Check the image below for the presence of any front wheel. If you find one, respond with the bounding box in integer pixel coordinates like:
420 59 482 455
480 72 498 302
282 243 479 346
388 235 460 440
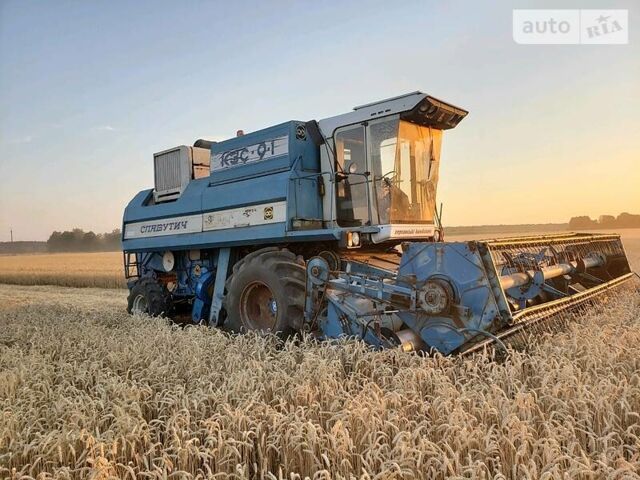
127 278 169 316
224 248 305 336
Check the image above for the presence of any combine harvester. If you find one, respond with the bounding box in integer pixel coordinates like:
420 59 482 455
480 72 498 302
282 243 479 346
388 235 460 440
122 92 634 354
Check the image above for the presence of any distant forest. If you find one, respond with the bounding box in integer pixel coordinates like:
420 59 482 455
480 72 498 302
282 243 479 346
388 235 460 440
0 229 121 255
46 229 121 252
568 212 640 229
445 212 640 235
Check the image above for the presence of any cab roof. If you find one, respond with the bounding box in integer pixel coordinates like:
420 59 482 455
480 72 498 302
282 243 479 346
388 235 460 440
317 91 467 137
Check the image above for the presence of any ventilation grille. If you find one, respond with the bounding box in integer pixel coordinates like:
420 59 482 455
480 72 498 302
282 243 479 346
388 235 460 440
154 148 182 192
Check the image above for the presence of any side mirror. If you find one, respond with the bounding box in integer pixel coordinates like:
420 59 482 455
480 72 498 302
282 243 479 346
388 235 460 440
305 120 325 146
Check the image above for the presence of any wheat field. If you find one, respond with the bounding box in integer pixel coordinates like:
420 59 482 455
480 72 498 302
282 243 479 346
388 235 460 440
0 282 639 479
0 252 125 289
0 232 639 478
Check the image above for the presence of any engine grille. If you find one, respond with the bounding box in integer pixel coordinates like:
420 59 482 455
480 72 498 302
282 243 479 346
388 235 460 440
154 148 182 193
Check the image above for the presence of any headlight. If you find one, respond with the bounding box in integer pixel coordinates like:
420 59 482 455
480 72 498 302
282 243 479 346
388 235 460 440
351 232 360 246
346 231 361 248
162 251 175 272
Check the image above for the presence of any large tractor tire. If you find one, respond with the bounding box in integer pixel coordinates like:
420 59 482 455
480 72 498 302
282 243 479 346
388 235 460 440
224 248 305 336
127 278 170 317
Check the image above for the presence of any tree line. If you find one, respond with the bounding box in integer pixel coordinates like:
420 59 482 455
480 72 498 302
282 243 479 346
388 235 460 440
569 212 640 229
4 211 637 256
47 229 121 252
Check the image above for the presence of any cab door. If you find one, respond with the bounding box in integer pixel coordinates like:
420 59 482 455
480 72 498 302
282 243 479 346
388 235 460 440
333 124 370 227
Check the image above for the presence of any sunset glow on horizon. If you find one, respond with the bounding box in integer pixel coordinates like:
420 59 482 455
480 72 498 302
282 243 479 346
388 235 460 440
1 0 638 241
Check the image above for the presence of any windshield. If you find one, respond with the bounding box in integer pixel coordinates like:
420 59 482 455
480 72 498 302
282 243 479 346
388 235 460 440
369 118 442 224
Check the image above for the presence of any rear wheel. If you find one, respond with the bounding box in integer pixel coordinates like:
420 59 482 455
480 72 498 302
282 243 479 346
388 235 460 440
127 278 169 316
224 248 305 336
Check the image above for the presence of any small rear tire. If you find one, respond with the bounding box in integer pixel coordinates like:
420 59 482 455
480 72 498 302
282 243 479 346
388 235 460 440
127 278 169 317
224 248 305 336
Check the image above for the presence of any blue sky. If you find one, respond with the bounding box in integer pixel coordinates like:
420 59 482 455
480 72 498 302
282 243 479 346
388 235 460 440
1 0 638 240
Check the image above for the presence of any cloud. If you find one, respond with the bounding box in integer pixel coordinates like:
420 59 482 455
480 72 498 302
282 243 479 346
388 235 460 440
93 125 116 132
6 135 33 144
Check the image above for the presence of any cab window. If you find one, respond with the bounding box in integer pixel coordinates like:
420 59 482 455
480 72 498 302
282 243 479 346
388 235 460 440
334 125 368 227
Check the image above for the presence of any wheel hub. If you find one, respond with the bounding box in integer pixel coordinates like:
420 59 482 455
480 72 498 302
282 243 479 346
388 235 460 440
132 294 148 314
240 281 278 331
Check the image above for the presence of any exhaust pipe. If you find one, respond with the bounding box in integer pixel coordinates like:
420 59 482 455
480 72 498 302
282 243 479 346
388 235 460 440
194 139 216 149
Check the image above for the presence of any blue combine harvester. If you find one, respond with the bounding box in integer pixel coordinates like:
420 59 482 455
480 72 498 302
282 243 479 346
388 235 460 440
122 92 633 354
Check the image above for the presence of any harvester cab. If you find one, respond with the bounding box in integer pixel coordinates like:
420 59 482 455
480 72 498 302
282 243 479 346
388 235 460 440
122 92 634 355
314 92 466 244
